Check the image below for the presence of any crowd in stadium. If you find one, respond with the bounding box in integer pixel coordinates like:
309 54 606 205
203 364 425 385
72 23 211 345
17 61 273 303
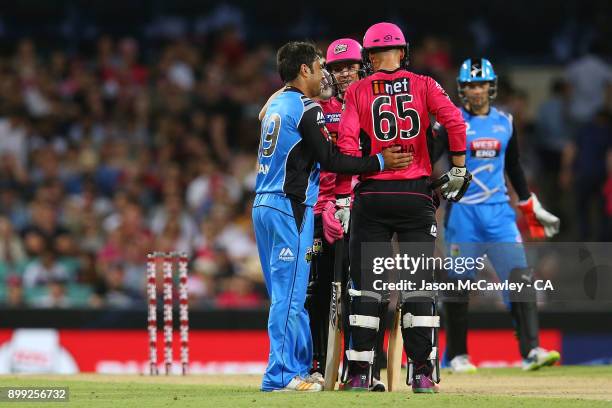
0 23 610 309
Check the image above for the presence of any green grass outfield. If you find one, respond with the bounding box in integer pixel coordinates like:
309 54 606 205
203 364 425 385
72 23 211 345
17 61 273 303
1 366 611 407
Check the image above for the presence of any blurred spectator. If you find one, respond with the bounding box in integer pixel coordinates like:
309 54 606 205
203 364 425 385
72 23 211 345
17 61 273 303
98 201 152 293
212 246 236 281
151 193 197 254
535 78 572 170
0 216 27 273
604 151 612 239
534 78 572 210
561 110 612 240
5 275 25 308
189 256 217 308
215 199 256 262
422 36 453 76
0 109 28 172
216 275 263 308
564 40 612 125
0 188 29 231
22 246 72 288
22 202 68 246
90 262 139 308
31 277 71 308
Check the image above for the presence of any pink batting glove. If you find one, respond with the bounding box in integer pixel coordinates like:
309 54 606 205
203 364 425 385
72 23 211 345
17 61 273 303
322 201 344 244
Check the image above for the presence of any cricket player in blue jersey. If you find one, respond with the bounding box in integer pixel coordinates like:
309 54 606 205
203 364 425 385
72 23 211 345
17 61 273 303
433 58 561 373
253 41 412 392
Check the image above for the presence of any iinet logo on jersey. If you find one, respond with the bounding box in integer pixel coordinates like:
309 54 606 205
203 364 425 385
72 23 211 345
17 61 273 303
279 248 295 262
371 78 410 95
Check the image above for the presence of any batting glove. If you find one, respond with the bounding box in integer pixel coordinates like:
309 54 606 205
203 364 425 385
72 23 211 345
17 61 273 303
438 166 472 202
322 201 344 244
334 196 351 234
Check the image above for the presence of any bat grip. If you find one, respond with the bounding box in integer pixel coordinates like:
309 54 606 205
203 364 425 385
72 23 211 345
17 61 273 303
333 238 344 283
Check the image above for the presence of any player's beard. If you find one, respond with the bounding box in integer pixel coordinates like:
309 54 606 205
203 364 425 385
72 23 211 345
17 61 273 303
467 94 487 112
311 78 322 98
337 79 350 94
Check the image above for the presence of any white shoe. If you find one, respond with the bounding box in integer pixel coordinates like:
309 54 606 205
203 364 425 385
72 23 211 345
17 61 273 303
304 372 325 386
522 347 560 371
449 354 477 373
274 376 323 392
370 377 386 392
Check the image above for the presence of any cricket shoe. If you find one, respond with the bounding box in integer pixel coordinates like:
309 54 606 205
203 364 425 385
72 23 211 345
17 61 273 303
369 377 386 392
342 373 370 392
522 347 561 371
411 363 440 394
412 373 440 394
274 376 322 392
449 354 477 373
304 372 325 386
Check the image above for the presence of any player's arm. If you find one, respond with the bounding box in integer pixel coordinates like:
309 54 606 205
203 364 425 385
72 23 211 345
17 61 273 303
331 84 372 233
504 126 531 201
334 83 362 198
428 121 449 165
425 77 466 163
426 78 470 201
299 104 411 174
507 124 560 238
258 87 285 121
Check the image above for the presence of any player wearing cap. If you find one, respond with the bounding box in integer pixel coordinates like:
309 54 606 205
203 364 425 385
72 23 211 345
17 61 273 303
305 38 387 391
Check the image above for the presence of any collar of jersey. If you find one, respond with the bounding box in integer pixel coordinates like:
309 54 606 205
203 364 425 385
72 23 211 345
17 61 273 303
464 106 491 117
284 86 304 94
376 68 402 74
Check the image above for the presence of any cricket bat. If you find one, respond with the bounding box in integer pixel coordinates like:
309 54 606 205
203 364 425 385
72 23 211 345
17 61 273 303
387 302 403 391
323 239 344 391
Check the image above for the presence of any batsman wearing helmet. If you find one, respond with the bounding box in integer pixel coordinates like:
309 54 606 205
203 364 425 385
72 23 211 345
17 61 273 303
438 58 561 373
305 38 388 391
306 39 364 385
334 22 470 393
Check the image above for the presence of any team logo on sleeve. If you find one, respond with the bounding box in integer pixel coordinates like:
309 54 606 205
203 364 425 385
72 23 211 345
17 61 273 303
320 125 333 142
470 138 501 158
316 111 326 125
433 80 450 99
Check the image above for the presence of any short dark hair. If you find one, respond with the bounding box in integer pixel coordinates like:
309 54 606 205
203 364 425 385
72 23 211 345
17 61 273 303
276 41 320 83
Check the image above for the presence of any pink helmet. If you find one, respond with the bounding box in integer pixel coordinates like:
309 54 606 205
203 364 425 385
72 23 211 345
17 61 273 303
326 38 362 66
362 22 409 70
362 22 406 50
